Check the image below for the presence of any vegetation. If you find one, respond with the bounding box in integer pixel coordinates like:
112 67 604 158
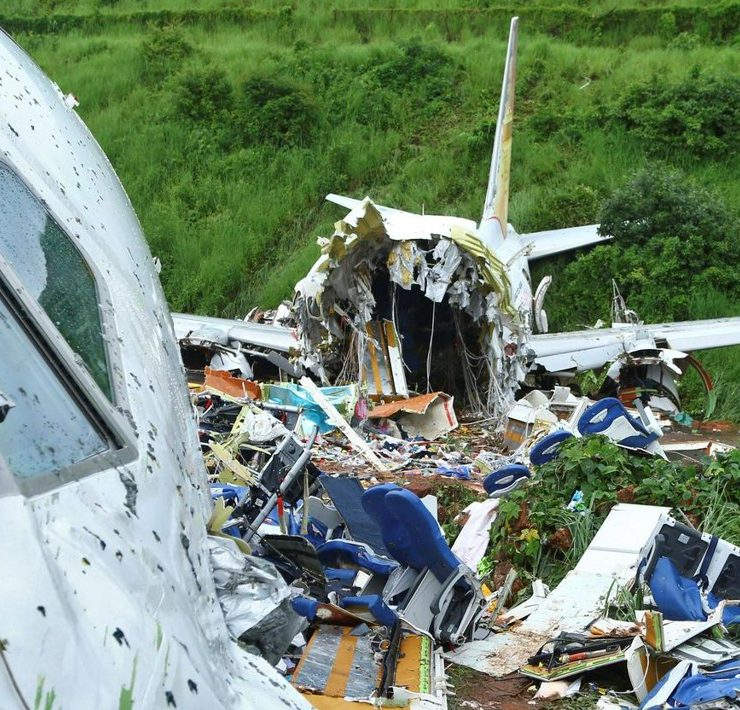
3 0 738 416
486 436 740 592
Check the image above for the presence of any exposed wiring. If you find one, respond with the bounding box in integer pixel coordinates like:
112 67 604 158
426 301 436 393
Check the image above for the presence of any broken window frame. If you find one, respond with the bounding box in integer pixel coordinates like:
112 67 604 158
0 246 136 498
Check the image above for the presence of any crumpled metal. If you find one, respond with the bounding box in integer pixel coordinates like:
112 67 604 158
208 536 297 640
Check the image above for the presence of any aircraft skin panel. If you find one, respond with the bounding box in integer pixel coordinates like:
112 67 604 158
480 16 519 243
0 28 311 710
522 224 612 260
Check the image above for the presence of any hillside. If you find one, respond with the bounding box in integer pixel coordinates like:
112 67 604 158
2 0 739 417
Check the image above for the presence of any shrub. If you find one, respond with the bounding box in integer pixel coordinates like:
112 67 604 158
173 66 234 124
541 166 740 327
235 75 319 147
486 436 740 588
614 74 740 160
141 24 193 83
372 39 456 102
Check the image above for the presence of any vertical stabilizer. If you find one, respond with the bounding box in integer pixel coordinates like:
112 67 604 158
481 17 518 240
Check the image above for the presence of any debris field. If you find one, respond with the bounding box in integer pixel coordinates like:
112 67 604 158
178 295 739 709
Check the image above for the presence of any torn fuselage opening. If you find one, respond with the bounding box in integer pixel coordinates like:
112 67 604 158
294 201 528 416
369 266 489 408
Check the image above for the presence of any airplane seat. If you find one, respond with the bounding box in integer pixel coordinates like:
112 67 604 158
529 430 573 466
578 397 659 450
483 464 531 498
362 485 486 644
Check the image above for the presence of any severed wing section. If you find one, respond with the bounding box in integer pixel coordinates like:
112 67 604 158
530 317 740 373
172 312 298 353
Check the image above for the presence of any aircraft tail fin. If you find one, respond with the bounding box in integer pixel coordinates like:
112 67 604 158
481 16 518 238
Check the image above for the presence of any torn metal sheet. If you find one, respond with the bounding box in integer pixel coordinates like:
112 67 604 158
670 636 740 665
498 580 550 625
204 366 261 400
292 198 530 418
263 380 358 435
445 504 669 677
299 377 389 472
369 392 459 441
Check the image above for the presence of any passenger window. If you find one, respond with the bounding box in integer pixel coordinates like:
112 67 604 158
0 163 113 399
0 290 108 486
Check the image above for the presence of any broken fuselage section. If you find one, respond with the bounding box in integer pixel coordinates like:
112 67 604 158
293 198 530 416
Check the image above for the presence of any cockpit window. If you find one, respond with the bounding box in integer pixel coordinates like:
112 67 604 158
0 163 113 399
0 289 108 486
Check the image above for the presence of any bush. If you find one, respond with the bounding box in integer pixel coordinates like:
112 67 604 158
486 436 740 588
141 24 193 83
614 74 740 160
235 75 319 147
542 166 740 327
173 66 234 124
372 39 457 102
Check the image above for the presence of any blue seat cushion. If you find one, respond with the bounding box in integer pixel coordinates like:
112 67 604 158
578 397 658 449
291 596 319 621
648 556 706 622
317 539 398 577
383 489 461 583
530 430 573 466
483 464 530 497
361 483 416 567
323 567 357 585
340 594 397 627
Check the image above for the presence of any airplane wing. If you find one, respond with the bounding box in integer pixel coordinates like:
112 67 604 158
521 224 612 260
172 312 298 353
531 317 740 372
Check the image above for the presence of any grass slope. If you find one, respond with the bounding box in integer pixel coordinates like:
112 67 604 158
4 1 739 418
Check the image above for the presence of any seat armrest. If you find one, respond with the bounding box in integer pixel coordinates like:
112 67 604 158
430 566 467 615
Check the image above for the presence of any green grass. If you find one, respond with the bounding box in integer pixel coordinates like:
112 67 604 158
3 1 738 416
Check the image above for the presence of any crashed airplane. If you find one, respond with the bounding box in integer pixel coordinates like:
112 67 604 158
0 27 310 709
177 16 740 418
2 11 737 709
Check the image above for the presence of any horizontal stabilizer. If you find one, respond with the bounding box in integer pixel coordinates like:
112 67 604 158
325 193 366 211
522 224 610 260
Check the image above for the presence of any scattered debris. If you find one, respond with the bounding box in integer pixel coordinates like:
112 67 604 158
176 309 736 709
